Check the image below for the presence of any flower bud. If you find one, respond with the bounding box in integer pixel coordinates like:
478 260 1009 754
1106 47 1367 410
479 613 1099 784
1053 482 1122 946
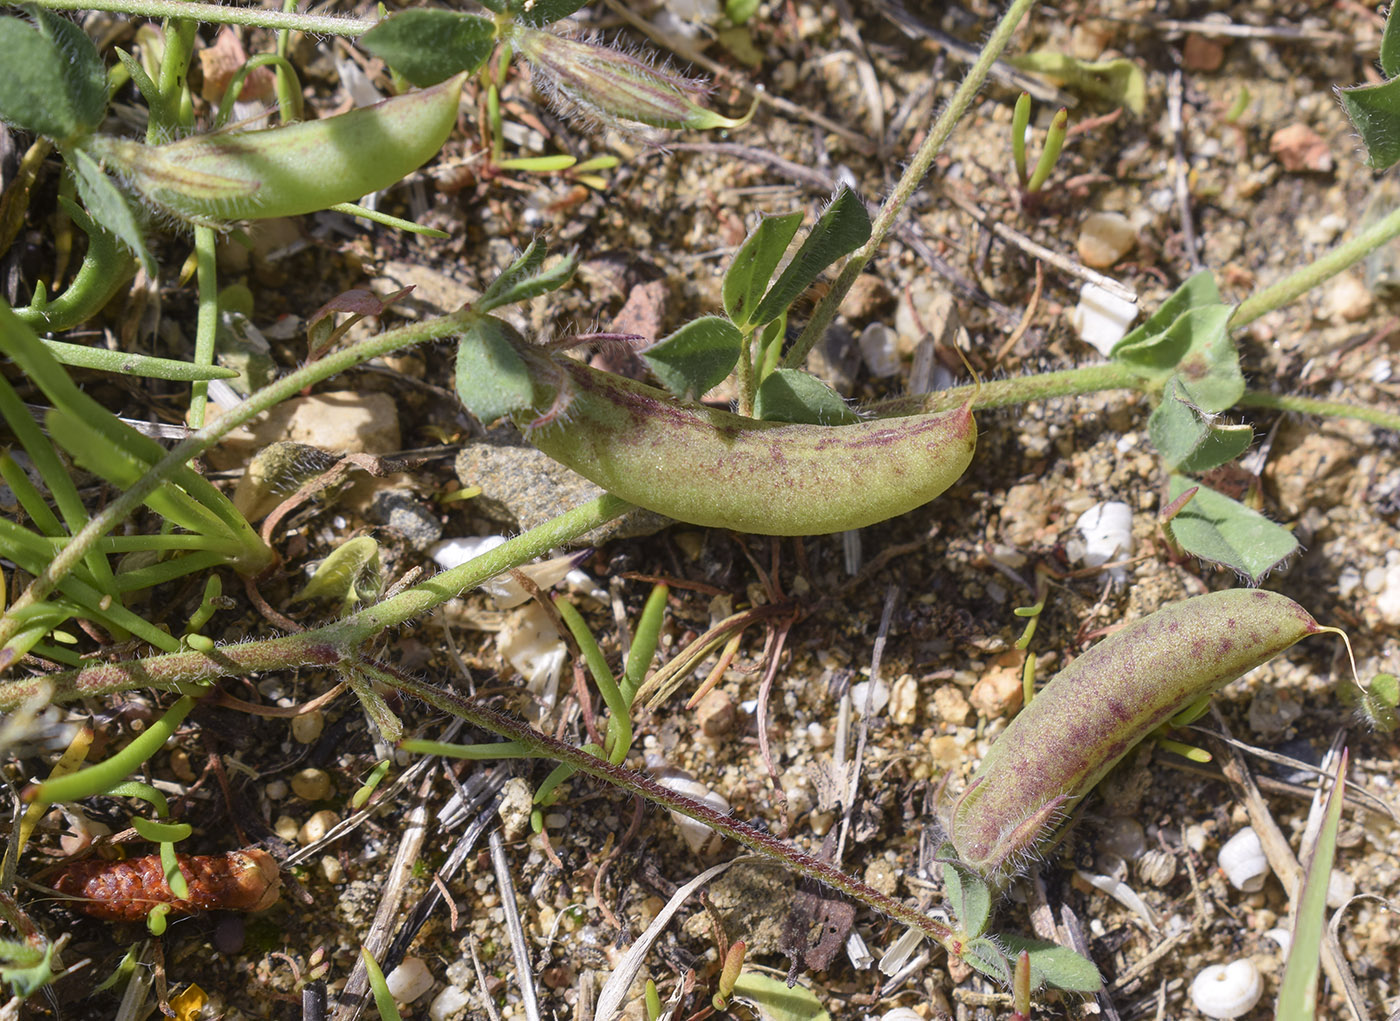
511 26 750 134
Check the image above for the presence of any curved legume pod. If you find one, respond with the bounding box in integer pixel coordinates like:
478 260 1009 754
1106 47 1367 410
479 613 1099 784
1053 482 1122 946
519 355 976 536
946 589 1325 888
82 73 466 226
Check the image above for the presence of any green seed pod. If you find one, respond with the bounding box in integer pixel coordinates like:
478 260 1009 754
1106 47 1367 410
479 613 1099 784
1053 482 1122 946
947 589 1325 888
515 349 976 536
82 73 465 226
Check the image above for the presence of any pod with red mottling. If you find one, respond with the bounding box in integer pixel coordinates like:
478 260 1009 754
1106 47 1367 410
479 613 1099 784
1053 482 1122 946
514 352 976 536
946 589 1327 888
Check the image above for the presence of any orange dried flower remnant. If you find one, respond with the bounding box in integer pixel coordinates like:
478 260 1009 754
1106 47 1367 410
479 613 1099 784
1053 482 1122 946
51 848 281 922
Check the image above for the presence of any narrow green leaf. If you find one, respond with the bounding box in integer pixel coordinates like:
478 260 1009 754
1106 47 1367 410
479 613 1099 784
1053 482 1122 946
724 210 803 327
729 973 831 1021
1166 475 1299 584
515 0 590 27
753 368 857 424
69 148 155 274
996 933 1103 992
361 947 405 1021
455 314 537 424
477 246 577 313
1337 78 1400 171
1381 2 1400 81
1275 750 1348 1021
940 845 991 939
641 315 743 399
360 9 496 86
750 187 871 328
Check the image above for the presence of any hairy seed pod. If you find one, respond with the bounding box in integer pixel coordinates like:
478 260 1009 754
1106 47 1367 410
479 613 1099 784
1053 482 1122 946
946 590 1324 888
516 354 976 536
82 74 465 227
50 848 280 921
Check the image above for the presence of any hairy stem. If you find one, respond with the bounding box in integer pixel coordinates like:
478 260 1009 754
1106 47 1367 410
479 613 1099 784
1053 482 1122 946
785 0 1040 369
11 0 374 35
1232 203 1400 329
390 672 964 950
1238 389 1400 431
0 494 631 707
869 361 1140 416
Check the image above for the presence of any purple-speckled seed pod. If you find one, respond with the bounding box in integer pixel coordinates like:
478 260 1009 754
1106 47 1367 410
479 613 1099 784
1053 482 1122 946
946 589 1322 888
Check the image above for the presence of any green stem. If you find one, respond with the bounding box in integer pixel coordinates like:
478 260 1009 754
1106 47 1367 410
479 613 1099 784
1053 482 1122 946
389 672 964 951
0 303 475 651
869 361 1139 416
11 0 374 35
37 340 237 381
785 0 1039 369
1232 203 1400 329
1238 389 1400 431
0 494 631 703
188 226 217 429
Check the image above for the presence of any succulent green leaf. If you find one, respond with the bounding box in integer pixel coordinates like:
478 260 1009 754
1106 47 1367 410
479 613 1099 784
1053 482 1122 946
1358 673 1399 733
455 315 537 424
961 938 1012 987
1275 751 1347 1021
750 187 871 328
729 973 831 1021
0 9 106 143
360 9 496 86
1005 51 1146 116
1337 77 1400 171
724 210 804 327
1149 378 1252 473
1383 2 1400 82
1112 269 1219 363
641 316 743 399
996 934 1103 992
515 0 590 27
477 241 577 312
940 845 992 938
1165 475 1299 584
753 368 858 424
69 147 155 274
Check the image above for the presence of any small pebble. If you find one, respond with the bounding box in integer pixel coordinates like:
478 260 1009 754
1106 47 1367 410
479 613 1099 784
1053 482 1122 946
497 777 534 841
1270 123 1333 173
429 985 470 1021
319 855 345 884
1097 817 1146 861
169 748 196 782
292 768 333 801
696 688 736 738
858 322 900 377
274 815 299 842
298 809 340 845
265 779 288 801
1077 211 1136 269
291 711 325 744
969 665 1022 719
889 674 919 726
1182 33 1225 71
850 679 890 717
385 956 434 1003
931 685 971 726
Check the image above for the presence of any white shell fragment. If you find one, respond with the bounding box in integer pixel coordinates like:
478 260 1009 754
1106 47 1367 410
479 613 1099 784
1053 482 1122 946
1188 959 1263 1019
647 754 730 856
385 956 434 1003
1074 501 1134 584
1218 827 1268 892
431 535 598 608
1070 281 1138 356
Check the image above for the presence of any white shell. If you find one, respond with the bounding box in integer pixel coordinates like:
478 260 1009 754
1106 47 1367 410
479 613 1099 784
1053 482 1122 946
1076 501 1134 567
1070 281 1138 356
874 1010 925 1021
1188 959 1263 1019
648 756 730 856
1218 827 1268 892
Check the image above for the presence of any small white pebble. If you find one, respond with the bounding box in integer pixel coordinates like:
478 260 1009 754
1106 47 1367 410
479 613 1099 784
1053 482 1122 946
1327 868 1356 909
850 680 890 717
385 956 434 1003
1185 824 1208 854
876 1010 924 1021
264 780 289 801
1218 827 1268 892
429 984 471 1021
1189 959 1262 1019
